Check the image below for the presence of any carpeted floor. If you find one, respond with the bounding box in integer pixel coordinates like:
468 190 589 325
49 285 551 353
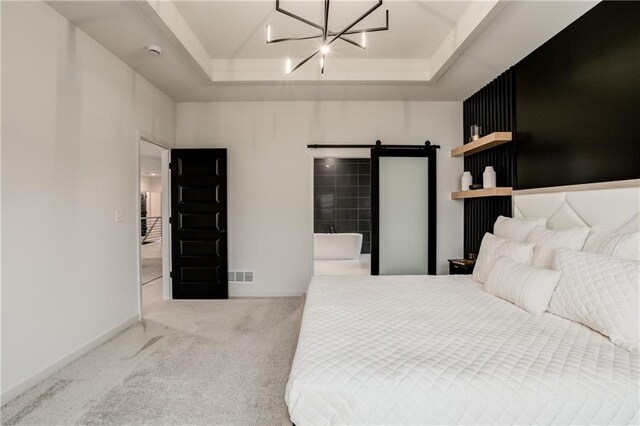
2 298 303 425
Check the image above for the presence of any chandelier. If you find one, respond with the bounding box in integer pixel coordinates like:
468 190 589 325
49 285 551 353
266 0 390 75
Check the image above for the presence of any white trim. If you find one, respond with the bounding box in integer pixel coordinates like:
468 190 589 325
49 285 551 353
513 179 640 196
138 133 173 318
1 315 138 404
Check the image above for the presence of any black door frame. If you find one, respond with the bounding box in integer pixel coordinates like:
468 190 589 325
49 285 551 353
371 144 437 275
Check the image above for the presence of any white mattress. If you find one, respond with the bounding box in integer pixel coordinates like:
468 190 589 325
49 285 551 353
286 275 639 425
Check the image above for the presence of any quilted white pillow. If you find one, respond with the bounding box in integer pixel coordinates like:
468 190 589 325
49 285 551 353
583 228 640 261
493 215 547 243
527 226 590 269
549 248 640 350
472 233 535 284
486 256 562 316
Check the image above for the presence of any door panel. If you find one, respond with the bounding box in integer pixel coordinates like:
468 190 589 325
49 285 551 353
371 147 437 276
171 149 228 299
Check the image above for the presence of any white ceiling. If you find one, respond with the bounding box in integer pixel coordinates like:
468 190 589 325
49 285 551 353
47 0 599 102
174 1 471 59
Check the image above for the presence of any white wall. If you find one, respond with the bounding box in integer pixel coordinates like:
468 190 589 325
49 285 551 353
177 101 463 296
140 175 162 194
1 1 176 400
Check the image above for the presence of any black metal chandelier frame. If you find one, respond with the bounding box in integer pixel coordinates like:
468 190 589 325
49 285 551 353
266 0 390 74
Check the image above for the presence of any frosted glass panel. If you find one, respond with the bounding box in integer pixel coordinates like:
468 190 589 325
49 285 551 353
379 157 428 275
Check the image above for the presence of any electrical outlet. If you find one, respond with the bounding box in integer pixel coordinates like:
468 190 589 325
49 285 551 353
115 210 125 223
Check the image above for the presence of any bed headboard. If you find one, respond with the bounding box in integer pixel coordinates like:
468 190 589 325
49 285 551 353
512 179 640 232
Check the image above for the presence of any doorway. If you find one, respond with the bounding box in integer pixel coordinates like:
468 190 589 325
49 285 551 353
312 156 372 276
139 139 169 314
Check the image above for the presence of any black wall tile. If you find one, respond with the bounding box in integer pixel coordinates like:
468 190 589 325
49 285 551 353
336 174 358 186
314 175 336 187
337 209 358 220
337 186 358 198
336 220 358 233
337 197 358 208
358 198 371 209
314 158 371 254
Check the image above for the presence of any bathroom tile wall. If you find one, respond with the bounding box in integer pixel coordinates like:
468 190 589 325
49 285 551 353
314 158 371 254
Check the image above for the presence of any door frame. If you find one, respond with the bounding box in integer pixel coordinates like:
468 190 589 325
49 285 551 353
136 132 172 319
371 146 437 276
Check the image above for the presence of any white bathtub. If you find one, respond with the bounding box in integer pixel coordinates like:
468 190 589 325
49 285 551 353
314 233 363 260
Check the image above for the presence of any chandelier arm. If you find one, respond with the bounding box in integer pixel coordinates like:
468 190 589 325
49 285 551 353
289 49 321 75
267 34 324 44
328 10 389 36
337 36 365 50
275 0 323 31
327 0 383 48
323 0 330 40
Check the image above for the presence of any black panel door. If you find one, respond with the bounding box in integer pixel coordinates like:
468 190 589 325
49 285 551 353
171 149 228 299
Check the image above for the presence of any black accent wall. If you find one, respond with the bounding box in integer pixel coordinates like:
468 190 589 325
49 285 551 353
314 158 371 254
462 1 640 256
463 70 516 256
515 0 640 189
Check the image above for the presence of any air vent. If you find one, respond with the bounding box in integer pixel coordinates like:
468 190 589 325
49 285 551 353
228 271 254 283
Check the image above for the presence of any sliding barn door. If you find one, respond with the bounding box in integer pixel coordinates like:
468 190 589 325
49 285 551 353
371 147 436 275
170 149 228 299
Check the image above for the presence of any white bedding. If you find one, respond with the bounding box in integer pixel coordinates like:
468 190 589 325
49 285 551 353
285 275 639 425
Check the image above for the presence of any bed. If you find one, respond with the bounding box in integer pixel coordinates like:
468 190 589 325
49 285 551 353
286 181 640 425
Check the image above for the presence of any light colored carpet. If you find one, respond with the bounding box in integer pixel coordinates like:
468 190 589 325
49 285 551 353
2 298 303 425
141 242 162 285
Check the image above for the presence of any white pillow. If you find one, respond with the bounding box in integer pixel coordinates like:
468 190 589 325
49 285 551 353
472 233 535 284
493 215 547 243
526 226 590 269
486 256 562 316
549 248 639 351
583 228 640 261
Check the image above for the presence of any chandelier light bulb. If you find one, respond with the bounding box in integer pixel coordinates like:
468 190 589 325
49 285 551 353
320 45 330 54
285 58 292 74
320 56 325 69
266 25 271 42
362 32 366 48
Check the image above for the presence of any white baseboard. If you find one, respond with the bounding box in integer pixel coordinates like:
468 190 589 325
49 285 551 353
1 315 139 404
229 289 305 298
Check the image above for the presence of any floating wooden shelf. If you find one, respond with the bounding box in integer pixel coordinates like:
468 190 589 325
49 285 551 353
451 132 513 157
451 187 512 200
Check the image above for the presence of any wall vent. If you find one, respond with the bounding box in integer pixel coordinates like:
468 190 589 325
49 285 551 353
228 271 254 283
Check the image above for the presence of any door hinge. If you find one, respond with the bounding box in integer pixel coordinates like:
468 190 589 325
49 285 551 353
169 271 173 278
169 162 173 169
169 217 172 224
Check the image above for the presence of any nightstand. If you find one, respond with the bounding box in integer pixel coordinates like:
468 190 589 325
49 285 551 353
448 259 476 275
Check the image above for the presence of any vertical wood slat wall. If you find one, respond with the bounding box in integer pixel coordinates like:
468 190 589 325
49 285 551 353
462 69 516 256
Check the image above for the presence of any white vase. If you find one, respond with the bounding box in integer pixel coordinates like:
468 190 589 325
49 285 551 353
461 171 473 191
483 166 496 189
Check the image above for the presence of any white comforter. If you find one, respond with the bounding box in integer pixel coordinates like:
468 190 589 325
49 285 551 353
286 275 639 425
